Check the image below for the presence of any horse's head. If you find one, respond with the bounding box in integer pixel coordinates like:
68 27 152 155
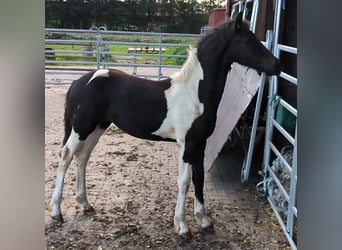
227 12 281 76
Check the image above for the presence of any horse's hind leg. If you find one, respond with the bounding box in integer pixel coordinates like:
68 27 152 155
75 125 108 215
50 128 83 222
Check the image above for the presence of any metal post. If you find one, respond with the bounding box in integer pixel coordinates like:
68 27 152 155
272 0 282 57
261 1 298 248
133 45 137 75
262 0 282 191
249 0 259 33
262 75 277 193
241 30 272 183
157 33 163 80
96 29 101 69
286 124 297 237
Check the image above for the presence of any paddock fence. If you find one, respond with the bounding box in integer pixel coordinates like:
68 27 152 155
229 0 298 249
261 2 298 248
45 27 200 84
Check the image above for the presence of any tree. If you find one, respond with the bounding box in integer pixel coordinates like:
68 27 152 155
45 0 222 33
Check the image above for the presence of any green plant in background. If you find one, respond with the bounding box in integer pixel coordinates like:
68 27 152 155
163 47 188 65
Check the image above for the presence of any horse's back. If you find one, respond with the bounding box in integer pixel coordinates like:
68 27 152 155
65 69 173 141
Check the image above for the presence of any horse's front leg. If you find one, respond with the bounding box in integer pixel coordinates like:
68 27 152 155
174 144 193 238
192 162 213 231
186 140 213 231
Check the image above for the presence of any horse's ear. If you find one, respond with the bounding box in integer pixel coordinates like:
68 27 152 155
235 12 243 29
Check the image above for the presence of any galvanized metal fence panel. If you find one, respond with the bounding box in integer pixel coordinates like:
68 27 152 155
261 0 298 248
45 28 200 84
231 0 297 248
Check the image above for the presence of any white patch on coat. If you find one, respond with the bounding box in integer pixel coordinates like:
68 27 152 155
75 127 105 210
152 47 204 143
51 128 83 218
86 69 110 86
194 197 212 228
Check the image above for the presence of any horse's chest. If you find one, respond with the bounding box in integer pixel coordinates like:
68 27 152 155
152 81 204 143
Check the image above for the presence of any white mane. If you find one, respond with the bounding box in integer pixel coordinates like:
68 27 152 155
171 46 203 83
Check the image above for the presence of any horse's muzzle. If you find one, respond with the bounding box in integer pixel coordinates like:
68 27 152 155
268 60 282 76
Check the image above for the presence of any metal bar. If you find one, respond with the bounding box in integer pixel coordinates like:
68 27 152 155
100 51 186 59
262 75 277 192
241 30 272 183
45 39 97 44
272 119 295 145
96 30 101 69
280 71 297 85
45 40 191 48
278 44 297 54
157 33 163 80
244 0 259 33
45 71 85 75
269 142 293 174
272 0 282 57
241 72 266 183
46 28 200 38
45 81 72 85
45 60 97 65
279 99 297 117
45 49 87 54
46 60 182 69
102 41 191 48
292 204 298 217
267 196 297 250
231 1 243 16
266 165 290 202
45 28 99 33
286 125 297 236
98 62 182 69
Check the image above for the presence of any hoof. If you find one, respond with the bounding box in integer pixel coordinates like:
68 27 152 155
174 217 192 239
179 230 193 240
83 206 96 215
202 224 215 234
51 214 64 223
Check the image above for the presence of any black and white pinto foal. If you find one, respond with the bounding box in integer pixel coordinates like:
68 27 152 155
50 13 281 237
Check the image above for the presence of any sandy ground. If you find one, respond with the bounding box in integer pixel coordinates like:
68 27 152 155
45 66 180 84
45 70 290 249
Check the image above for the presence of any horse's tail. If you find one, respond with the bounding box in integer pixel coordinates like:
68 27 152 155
62 84 73 146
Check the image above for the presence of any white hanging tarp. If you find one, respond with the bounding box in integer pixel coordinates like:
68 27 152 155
204 63 261 171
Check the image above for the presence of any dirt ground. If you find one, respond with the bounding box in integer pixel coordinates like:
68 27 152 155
45 71 290 249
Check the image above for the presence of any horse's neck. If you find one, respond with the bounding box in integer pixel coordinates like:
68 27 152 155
199 59 232 110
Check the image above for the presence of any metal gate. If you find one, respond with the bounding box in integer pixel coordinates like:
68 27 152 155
231 0 297 248
261 0 297 248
